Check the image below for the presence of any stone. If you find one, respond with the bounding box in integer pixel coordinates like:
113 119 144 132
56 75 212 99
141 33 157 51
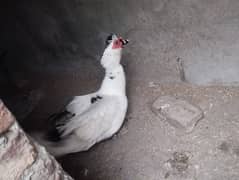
0 100 14 134
20 143 73 180
0 123 37 180
0 136 8 148
0 100 73 180
152 96 203 132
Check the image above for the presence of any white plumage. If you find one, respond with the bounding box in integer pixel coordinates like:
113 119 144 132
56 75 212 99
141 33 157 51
33 34 129 156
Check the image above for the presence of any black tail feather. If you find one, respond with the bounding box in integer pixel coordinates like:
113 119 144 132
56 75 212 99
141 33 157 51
46 110 75 142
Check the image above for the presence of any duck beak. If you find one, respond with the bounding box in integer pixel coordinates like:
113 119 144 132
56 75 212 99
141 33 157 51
119 37 129 46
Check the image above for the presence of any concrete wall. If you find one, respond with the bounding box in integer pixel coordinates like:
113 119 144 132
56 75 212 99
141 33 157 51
1 0 239 86
1 0 239 126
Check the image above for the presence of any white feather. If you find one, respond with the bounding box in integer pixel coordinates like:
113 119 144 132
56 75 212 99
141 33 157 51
66 93 96 116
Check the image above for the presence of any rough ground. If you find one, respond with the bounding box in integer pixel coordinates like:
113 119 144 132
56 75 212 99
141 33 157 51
9 72 239 180
1 61 239 180
54 81 239 180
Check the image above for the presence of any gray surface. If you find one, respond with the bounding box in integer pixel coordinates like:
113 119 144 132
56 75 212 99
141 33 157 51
1 0 239 85
59 83 239 180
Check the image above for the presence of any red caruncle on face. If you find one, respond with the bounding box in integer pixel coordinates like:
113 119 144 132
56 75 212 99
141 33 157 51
112 38 123 49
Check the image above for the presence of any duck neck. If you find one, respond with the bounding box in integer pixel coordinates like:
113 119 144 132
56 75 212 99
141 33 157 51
99 64 126 96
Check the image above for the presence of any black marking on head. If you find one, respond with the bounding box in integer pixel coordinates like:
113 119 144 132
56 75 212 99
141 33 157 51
105 33 116 46
109 76 115 80
120 39 129 45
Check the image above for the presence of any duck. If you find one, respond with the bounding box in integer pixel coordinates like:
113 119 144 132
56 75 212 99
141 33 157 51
33 34 129 157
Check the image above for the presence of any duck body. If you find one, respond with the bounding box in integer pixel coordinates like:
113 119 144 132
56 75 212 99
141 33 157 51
34 34 129 156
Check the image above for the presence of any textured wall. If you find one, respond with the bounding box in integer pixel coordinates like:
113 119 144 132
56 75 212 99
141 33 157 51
1 0 239 86
1 0 239 126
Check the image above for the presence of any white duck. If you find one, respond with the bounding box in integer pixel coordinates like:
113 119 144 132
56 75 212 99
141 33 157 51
34 34 129 157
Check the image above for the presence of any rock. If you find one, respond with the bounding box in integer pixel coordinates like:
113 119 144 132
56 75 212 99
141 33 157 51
0 100 73 180
0 100 14 134
20 143 73 180
0 118 37 180
152 96 203 133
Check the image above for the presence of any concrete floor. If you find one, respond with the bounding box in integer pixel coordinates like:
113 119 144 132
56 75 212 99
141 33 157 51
56 82 239 180
1 0 239 179
5 72 238 180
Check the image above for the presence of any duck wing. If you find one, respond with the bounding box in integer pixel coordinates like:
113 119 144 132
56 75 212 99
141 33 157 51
47 93 97 141
56 96 120 139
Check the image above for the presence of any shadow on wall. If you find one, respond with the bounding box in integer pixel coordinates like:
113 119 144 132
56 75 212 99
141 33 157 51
1 0 239 96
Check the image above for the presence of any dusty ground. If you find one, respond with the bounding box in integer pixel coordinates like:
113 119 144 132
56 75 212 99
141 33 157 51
53 81 239 180
1 43 239 179
6 70 238 180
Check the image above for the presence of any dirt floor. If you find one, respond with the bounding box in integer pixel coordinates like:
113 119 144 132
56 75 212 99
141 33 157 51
55 82 239 180
6 71 238 180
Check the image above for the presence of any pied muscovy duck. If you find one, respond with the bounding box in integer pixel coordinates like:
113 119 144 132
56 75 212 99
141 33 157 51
34 34 129 156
